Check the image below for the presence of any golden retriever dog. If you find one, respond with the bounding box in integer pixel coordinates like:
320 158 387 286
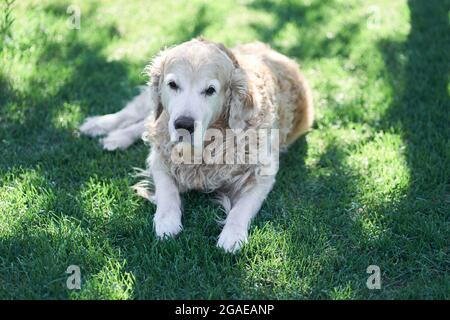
79 38 313 253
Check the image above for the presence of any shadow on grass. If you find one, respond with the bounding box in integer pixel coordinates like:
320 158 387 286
380 0 449 193
174 4 210 41
248 0 363 60
374 0 449 296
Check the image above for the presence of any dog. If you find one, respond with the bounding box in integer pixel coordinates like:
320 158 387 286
79 38 313 253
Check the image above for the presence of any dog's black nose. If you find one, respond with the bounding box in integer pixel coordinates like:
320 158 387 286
174 116 195 134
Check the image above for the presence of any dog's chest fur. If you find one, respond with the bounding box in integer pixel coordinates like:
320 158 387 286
145 115 258 194
168 162 254 193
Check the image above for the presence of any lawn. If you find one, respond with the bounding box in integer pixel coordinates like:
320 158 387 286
0 0 448 299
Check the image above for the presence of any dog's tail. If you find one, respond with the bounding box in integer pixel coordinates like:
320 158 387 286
212 192 232 225
131 167 156 204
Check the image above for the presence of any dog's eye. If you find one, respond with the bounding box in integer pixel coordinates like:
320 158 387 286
205 86 216 96
168 81 178 90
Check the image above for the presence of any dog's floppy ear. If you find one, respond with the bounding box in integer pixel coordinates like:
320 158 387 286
144 49 168 122
213 42 240 69
228 67 254 130
208 41 253 129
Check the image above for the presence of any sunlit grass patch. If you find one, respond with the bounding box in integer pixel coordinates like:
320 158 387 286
71 258 135 300
0 168 54 237
239 222 330 299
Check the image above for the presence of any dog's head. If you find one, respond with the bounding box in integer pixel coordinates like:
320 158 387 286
145 38 253 146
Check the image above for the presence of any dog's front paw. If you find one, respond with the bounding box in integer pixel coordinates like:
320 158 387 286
100 131 135 151
79 115 113 137
153 210 182 239
217 224 248 253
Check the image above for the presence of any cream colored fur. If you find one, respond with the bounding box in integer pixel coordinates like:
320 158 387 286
79 39 313 253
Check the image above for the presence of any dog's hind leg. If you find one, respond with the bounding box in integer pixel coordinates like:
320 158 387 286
100 119 146 151
79 88 152 137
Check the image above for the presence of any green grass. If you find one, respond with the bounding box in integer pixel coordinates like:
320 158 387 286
0 0 448 299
